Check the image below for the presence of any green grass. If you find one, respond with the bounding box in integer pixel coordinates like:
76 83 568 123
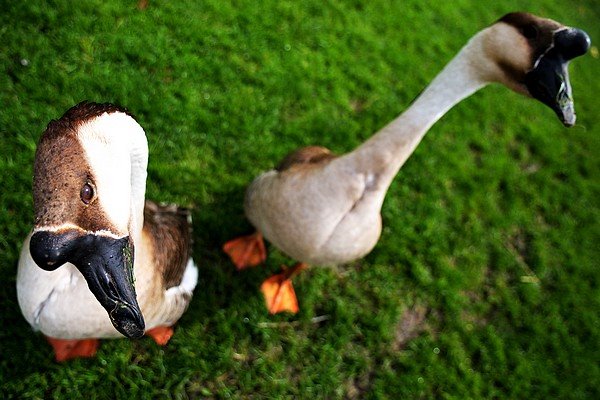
1 0 598 398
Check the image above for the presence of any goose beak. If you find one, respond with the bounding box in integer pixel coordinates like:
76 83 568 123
29 230 146 339
525 28 591 127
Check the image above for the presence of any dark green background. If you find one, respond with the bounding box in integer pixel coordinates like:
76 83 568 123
1 1 598 398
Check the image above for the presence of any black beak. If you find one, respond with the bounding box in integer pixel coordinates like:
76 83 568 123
30 230 145 339
525 28 591 127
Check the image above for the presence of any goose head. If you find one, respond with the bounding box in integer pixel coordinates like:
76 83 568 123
28 102 148 339
479 12 590 126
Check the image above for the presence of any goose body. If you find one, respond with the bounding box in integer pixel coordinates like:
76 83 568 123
245 146 383 265
17 103 198 358
224 13 590 313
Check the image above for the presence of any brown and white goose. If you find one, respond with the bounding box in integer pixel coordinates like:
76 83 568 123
17 102 198 361
223 12 590 314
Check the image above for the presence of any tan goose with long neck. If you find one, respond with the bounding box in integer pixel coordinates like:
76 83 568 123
17 102 198 361
223 12 591 314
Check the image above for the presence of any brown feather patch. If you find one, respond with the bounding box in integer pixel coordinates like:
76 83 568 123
276 146 337 172
496 12 562 81
143 200 193 289
33 102 130 232
41 101 131 142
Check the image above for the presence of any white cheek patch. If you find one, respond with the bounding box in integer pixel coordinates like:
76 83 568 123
77 113 146 236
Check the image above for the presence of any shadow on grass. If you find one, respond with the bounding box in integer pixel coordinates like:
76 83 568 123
181 184 280 320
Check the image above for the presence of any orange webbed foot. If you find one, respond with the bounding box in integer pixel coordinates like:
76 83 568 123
223 231 267 270
146 326 174 346
260 263 308 314
45 337 100 362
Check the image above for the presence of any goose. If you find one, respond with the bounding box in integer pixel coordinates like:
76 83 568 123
223 12 591 314
17 102 198 361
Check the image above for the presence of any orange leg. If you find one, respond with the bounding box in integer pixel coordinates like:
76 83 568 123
45 336 100 362
146 326 174 346
260 263 308 314
223 231 267 270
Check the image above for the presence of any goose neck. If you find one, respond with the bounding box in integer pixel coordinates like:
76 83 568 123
350 32 491 178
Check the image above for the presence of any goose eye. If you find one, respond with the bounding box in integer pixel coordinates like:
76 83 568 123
522 24 539 40
80 183 95 204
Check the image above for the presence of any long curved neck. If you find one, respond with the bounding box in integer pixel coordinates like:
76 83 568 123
345 30 492 189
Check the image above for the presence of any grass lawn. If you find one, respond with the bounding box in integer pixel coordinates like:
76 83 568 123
1 0 598 398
